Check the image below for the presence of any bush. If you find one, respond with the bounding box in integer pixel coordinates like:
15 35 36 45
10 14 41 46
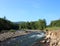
9 29 16 32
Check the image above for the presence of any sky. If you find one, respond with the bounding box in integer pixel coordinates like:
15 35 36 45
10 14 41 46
0 0 60 25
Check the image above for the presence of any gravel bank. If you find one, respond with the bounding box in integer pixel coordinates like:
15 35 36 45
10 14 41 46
0 31 29 41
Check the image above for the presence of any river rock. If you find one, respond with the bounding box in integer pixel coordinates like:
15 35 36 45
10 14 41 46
45 30 60 46
0 31 28 41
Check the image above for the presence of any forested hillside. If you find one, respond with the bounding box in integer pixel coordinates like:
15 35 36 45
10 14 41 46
50 19 60 27
0 17 60 32
19 19 46 30
0 18 19 32
46 19 60 30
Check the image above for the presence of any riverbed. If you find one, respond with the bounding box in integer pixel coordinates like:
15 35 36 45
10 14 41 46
0 32 45 46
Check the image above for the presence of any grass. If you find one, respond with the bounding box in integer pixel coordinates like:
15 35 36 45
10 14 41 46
9 29 16 32
45 27 60 31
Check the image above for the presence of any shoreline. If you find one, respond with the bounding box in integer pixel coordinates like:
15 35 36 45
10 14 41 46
32 30 60 46
0 31 46 46
0 31 30 42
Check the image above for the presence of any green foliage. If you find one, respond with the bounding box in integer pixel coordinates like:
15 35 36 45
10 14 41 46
46 27 60 31
0 17 47 32
37 19 46 30
0 18 19 32
46 19 60 30
50 19 60 27
9 29 16 32
19 19 46 30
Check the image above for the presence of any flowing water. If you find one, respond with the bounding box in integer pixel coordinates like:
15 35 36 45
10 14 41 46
0 32 45 46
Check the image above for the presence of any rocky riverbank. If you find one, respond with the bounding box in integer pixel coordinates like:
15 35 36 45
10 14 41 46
1 30 60 46
45 30 60 46
33 30 60 46
0 31 29 42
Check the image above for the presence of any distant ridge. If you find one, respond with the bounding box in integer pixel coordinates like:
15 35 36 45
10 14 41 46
13 21 26 24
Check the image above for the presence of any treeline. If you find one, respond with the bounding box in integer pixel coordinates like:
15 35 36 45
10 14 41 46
19 19 46 30
0 17 46 32
19 19 60 30
0 17 60 32
0 18 19 32
49 19 60 27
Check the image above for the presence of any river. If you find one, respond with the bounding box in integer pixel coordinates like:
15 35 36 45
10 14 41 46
0 32 45 46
